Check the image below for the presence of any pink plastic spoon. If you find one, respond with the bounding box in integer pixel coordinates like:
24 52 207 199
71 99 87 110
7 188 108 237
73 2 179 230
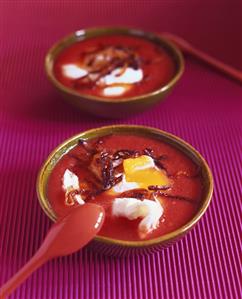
0 204 105 299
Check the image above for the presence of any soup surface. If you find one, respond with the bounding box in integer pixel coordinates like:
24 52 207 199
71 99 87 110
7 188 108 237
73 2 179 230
47 134 203 241
53 34 176 99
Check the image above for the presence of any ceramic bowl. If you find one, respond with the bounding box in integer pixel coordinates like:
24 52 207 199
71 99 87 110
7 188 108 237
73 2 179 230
45 27 184 118
37 125 213 256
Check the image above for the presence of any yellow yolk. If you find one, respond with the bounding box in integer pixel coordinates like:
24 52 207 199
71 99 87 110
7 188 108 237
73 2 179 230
123 155 169 189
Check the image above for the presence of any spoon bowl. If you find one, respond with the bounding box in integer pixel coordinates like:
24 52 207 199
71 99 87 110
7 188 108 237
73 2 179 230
0 203 105 298
43 204 105 258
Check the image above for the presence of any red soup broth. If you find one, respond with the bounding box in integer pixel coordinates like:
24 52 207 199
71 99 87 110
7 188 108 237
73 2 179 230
53 34 176 99
47 134 203 241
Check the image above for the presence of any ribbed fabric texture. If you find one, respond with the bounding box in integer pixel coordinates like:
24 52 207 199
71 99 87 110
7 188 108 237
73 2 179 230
0 1 241 298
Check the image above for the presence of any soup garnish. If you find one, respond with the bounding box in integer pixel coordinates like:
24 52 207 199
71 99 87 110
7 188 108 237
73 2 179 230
53 34 176 99
47 134 203 241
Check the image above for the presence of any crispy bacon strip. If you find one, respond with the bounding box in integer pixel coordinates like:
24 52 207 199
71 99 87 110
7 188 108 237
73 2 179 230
142 148 154 157
74 45 142 89
148 185 171 191
119 188 149 200
100 152 115 190
75 137 201 196
65 190 79 206
113 149 139 160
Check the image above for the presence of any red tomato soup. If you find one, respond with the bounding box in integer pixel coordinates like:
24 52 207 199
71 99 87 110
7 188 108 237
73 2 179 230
47 134 203 241
53 34 176 99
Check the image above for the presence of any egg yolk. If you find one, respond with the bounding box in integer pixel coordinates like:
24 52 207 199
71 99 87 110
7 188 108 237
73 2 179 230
123 155 169 189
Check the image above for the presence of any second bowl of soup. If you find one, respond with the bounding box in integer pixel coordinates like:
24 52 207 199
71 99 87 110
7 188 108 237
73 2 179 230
45 27 184 118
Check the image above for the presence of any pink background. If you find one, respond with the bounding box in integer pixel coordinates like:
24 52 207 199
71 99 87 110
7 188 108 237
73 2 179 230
0 1 241 299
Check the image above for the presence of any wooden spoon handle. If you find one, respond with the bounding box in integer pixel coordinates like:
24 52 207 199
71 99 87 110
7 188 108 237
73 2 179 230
162 32 242 84
0 252 47 299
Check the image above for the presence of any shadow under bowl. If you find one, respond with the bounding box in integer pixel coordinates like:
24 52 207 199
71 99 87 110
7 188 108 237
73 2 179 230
45 27 184 118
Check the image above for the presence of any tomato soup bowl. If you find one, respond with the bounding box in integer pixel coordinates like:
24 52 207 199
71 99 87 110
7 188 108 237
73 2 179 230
37 125 213 256
45 27 184 118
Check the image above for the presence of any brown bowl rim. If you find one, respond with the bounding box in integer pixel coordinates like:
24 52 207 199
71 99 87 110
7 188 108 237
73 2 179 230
45 26 184 104
37 125 213 248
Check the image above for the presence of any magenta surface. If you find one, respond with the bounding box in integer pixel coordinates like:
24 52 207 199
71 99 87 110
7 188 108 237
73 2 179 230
0 1 241 299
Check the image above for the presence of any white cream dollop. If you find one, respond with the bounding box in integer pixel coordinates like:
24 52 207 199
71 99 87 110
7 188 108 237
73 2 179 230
62 64 88 79
62 62 143 97
100 67 143 85
62 169 84 205
63 169 80 190
102 86 128 96
112 197 163 238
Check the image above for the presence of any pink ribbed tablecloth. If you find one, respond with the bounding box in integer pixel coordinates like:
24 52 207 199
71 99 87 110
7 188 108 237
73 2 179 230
0 1 241 299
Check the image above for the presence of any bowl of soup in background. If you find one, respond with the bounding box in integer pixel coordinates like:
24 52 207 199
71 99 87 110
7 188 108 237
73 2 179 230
37 125 213 256
45 27 184 118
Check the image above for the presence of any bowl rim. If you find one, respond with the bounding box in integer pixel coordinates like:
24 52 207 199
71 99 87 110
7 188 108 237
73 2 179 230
37 125 213 248
45 26 184 104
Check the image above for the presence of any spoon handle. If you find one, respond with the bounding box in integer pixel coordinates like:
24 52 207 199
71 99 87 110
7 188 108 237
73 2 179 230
0 252 47 299
162 32 242 84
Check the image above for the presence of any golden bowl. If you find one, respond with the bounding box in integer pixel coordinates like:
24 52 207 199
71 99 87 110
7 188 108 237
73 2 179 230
37 125 213 256
45 27 184 118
